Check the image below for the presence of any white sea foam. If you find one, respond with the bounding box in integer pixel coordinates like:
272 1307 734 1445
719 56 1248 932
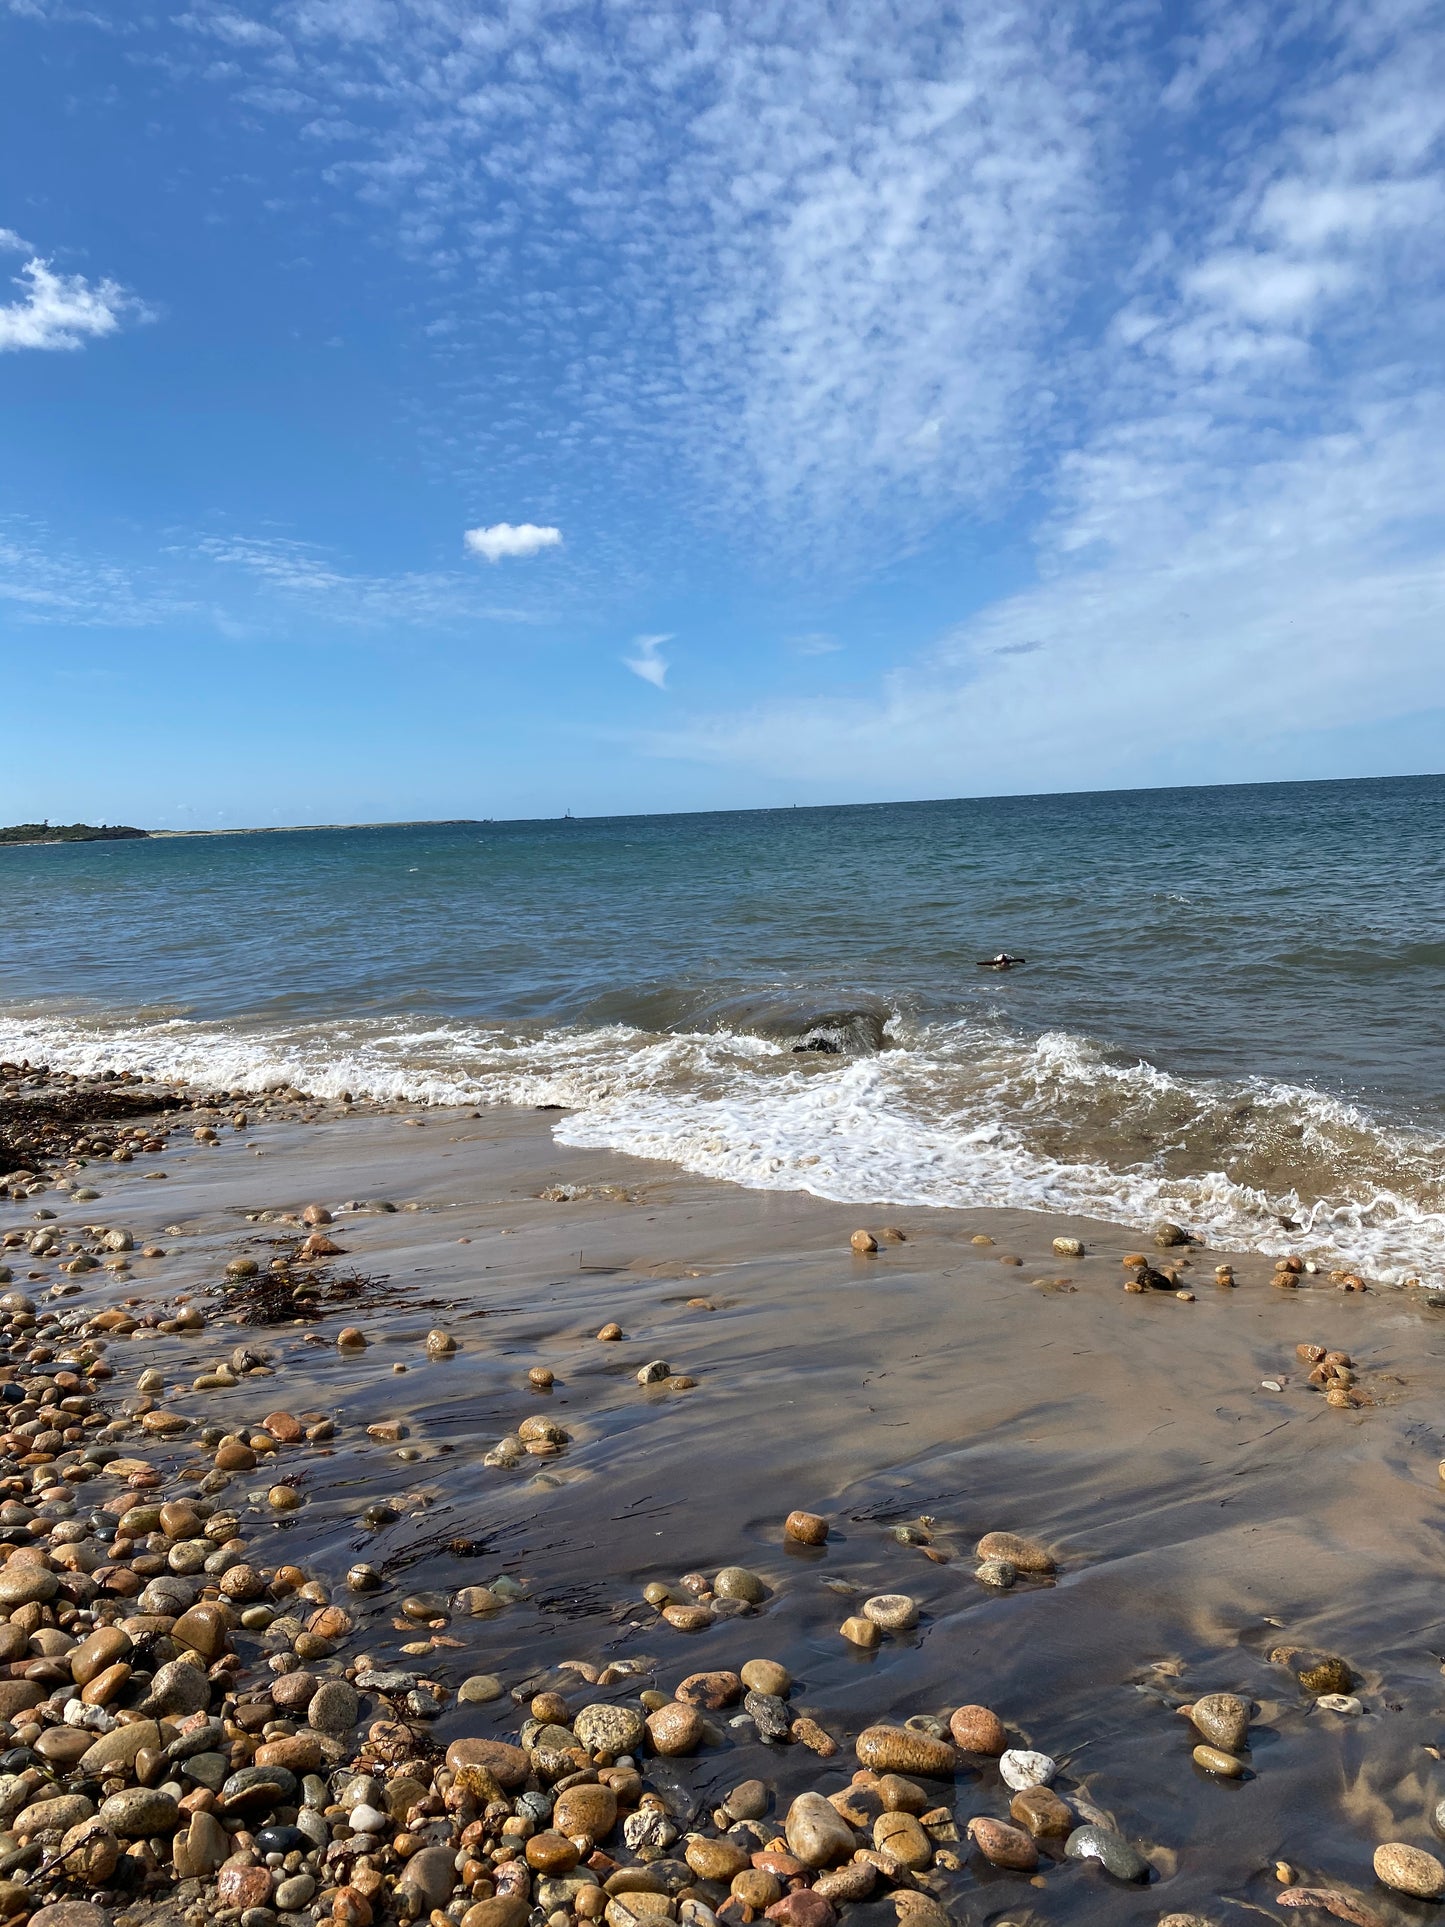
1 1001 1441 1284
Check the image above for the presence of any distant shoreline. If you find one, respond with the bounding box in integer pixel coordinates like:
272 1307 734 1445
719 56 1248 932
1 819 488 846
147 818 487 838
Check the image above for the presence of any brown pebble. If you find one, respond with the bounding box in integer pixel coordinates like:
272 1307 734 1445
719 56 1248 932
647 1700 704 1755
948 1704 1006 1754
850 1230 878 1254
1009 1785 1074 1837
839 1615 880 1649
975 1530 1054 1573
528 1366 555 1389
784 1510 828 1545
966 1815 1038 1870
597 1323 623 1341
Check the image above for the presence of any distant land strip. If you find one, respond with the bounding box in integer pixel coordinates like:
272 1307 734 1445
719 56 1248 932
0 823 148 846
1 819 494 846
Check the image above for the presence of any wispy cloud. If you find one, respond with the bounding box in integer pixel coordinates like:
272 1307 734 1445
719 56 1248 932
463 522 562 564
16 0 1445 788
0 254 146 352
789 633 842 657
0 519 183 626
623 634 671 690
197 534 540 625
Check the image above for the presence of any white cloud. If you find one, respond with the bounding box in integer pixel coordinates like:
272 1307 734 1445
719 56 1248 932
0 255 143 352
463 522 562 563
0 228 28 253
623 634 671 690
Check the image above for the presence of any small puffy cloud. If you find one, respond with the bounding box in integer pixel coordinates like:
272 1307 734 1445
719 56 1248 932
0 256 144 353
0 229 28 253
623 633 671 689
463 520 562 562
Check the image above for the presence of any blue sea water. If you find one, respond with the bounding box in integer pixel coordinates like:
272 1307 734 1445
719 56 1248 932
2 775 1442 1278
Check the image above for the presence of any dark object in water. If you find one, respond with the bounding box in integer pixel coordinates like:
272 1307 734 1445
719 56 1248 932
977 952 1027 970
792 1035 842 1054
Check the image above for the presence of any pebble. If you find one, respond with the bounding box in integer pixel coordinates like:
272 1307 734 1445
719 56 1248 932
966 1816 1038 1870
1010 1785 1074 1836
839 1615 880 1649
1064 1823 1151 1881
714 1564 766 1601
458 1672 505 1704
1193 1743 1245 1776
575 1702 647 1754
999 1747 1056 1789
99 1786 181 1837
950 1704 1007 1753
1188 1693 1249 1751
862 1592 918 1630
975 1556 1016 1588
850 1230 878 1254
975 1530 1055 1574
1374 1843 1445 1899
784 1509 828 1544
647 1700 704 1754
784 1791 856 1868
855 1725 957 1777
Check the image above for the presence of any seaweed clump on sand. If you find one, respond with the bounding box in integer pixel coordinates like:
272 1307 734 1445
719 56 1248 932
0 1061 197 1179
221 1257 392 1327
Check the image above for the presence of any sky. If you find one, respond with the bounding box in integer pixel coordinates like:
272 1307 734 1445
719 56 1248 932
2 0 1443 827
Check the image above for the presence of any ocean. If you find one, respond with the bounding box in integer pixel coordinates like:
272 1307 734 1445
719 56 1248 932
2 774 1442 1280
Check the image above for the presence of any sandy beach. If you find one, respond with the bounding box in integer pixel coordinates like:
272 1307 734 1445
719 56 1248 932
0 1069 1441 1927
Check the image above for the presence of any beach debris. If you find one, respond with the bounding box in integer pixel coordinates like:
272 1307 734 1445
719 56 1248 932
1277 1888 1386 1927
850 1229 878 1254
975 953 1027 970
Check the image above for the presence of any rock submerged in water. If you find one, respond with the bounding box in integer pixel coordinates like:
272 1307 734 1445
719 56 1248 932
1374 1843 1445 1899
855 1724 957 1777
976 1529 1055 1574
966 1815 1038 1870
1187 1691 1250 1752
950 1704 1007 1754
1065 1822 1151 1881
784 1508 829 1544
999 1747 1056 1790
1272 1646 1355 1695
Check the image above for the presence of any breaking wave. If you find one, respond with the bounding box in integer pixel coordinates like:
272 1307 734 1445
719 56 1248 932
1 997 1442 1285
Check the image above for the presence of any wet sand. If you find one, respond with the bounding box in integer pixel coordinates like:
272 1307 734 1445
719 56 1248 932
4 1088 1445 1927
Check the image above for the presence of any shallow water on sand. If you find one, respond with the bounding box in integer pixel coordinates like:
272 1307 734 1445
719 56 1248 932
3 774 1444 1280
24 1105 1445 1925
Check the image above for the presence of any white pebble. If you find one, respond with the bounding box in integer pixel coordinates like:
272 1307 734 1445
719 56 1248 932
1316 1693 1362 1715
999 1747 1056 1790
348 1804 388 1832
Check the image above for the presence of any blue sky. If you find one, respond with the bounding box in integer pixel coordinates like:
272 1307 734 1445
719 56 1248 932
2 0 1443 827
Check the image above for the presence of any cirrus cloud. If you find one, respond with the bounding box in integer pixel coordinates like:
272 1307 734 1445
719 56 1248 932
463 522 563 564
